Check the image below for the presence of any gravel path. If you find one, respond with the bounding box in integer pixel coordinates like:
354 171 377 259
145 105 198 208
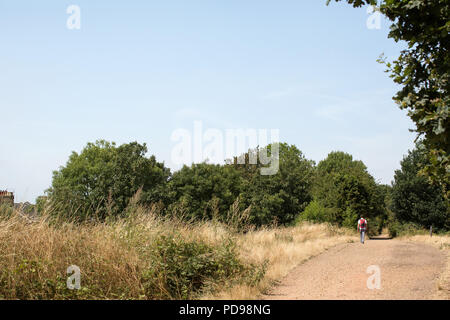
264 238 446 300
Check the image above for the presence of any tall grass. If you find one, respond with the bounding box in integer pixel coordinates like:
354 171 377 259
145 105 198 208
0 200 354 300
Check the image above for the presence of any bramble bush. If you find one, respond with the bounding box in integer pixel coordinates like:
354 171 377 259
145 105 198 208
141 234 265 299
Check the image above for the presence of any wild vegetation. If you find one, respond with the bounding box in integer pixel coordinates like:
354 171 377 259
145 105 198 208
388 145 450 237
3 134 446 300
38 141 392 231
0 199 353 300
36 139 449 238
298 151 389 236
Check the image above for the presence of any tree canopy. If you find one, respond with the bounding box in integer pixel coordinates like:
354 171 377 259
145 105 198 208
302 151 387 232
391 145 449 231
166 162 243 222
328 0 450 198
47 140 170 220
167 143 315 226
234 143 315 226
43 140 393 233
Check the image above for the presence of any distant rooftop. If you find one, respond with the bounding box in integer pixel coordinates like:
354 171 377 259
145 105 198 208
0 190 14 197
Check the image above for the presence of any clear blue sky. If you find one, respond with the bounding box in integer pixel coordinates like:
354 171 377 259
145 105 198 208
0 1 415 203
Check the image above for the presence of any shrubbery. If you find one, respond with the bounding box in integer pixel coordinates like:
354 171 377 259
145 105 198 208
390 146 449 232
0 203 14 219
387 221 441 238
0 206 266 300
141 235 264 299
297 200 335 224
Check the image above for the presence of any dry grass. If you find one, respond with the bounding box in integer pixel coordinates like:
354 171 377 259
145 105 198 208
205 223 355 299
0 212 143 299
0 205 355 300
400 234 450 300
0 205 256 299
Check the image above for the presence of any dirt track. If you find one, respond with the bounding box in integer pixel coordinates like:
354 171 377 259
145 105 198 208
264 238 447 300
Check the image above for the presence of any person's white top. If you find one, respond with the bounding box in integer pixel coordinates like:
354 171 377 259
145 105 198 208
358 218 367 231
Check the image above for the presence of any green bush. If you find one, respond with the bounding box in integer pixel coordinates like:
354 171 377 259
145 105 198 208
297 200 336 224
366 216 383 237
0 258 94 300
387 221 429 238
391 146 449 231
0 204 14 219
342 207 358 229
141 235 265 299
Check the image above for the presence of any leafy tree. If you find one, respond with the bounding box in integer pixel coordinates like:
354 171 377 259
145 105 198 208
167 143 314 227
372 183 392 233
297 200 335 224
391 146 449 231
327 0 450 198
231 143 315 226
309 151 386 231
47 140 170 220
166 163 243 221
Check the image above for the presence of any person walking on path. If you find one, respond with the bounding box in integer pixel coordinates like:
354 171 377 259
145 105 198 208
358 216 367 244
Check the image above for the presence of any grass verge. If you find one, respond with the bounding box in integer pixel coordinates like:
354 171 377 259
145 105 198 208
0 204 354 300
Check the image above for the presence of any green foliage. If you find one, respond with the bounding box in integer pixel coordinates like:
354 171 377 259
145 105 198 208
166 163 243 222
0 258 94 300
326 0 375 7
367 215 384 237
166 143 315 227
297 200 336 224
342 207 358 229
391 146 449 231
0 203 14 219
309 151 387 232
141 235 265 299
329 0 450 198
232 143 315 226
43 140 392 231
46 140 170 221
387 220 435 238
35 196 48 214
